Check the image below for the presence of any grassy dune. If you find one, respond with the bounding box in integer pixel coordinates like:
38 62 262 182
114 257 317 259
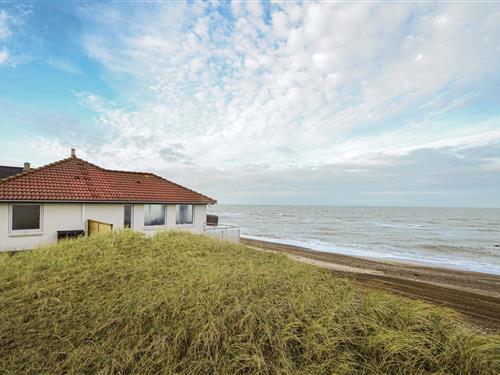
0 231 498 374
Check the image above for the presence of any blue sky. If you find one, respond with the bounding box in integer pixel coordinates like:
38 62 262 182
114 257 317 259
0 1 499 207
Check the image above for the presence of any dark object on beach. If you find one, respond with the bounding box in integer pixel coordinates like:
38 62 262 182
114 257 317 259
494 245 500 248
206 214 218 226
57 230 85 240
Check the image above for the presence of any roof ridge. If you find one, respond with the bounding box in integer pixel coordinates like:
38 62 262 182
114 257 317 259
103 169 154 176
0 156 74 184
72 159 153 176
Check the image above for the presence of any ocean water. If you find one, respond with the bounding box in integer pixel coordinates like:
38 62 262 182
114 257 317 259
208 205 500 275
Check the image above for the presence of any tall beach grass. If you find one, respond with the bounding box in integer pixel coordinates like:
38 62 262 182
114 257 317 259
0 231 498 374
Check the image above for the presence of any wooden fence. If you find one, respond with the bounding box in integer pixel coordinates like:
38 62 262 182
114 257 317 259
87 219 113 236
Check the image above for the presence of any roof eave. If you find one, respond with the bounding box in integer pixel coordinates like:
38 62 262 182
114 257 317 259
0 199 215 204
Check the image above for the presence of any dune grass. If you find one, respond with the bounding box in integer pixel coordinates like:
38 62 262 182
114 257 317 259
0 231 498 374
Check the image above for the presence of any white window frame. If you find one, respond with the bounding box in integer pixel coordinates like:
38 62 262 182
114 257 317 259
176 204 194 226
124 204 134 230
9 203 44 236
143 204 166 229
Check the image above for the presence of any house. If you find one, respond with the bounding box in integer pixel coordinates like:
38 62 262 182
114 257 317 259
0 149 217 251
0 165 23 180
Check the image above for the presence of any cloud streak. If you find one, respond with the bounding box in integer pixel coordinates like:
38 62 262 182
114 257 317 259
0 10 11 64
46 56 82 75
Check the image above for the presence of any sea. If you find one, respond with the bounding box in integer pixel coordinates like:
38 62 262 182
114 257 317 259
208 205 500 275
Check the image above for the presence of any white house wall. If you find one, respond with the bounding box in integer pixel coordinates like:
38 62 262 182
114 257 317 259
0 203 208 251
85 204 124 232
0 203 84 250
194 204 207 230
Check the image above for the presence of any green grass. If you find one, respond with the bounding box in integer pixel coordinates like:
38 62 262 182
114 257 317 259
0 231 498 374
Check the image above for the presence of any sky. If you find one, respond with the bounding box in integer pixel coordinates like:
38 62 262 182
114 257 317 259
0 1 499 207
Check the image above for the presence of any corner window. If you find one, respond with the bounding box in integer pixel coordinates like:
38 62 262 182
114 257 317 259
144 204 165 226
124 204 133 229
176 204 193 225
11 204 41 231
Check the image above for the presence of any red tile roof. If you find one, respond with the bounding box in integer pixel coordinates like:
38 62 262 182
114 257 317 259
0 157 216 204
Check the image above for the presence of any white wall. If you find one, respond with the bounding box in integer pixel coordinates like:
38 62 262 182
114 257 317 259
0 203 84 250
0 203 208 251
85 204 124 232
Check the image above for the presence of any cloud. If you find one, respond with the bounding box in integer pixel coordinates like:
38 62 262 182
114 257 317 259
0 97 106 151
167 141 500 207
46 57 82 75
18 1 500 205
0 9 11 39
0 9 10 64
0 5 32 66
0 46 8 64
158 143 191 163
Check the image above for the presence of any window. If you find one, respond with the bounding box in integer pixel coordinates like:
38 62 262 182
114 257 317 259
11 204 41 231
124 205 133 229
144 204 165 226
176 204 193 225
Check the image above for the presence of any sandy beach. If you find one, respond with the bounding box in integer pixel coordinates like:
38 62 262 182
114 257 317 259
242 238 500 332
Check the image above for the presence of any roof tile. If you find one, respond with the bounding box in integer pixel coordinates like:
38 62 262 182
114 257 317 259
0 157 216 204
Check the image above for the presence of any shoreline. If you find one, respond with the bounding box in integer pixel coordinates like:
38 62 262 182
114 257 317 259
241 238 500 332
242 235 499 276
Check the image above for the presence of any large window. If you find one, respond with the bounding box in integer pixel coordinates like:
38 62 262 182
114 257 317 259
176 204 193 225
124 204 133 229
11 204 41 231
144 204 165 226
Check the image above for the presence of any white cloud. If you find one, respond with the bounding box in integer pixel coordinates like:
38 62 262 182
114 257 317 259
246 1 263 21
25 1 500 204
0 10 10 64
272 11 288 37
0 10 11 39
0 6 33 66
0 46 9 64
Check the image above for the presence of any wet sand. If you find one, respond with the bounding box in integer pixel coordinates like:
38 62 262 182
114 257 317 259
242 238 500 332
